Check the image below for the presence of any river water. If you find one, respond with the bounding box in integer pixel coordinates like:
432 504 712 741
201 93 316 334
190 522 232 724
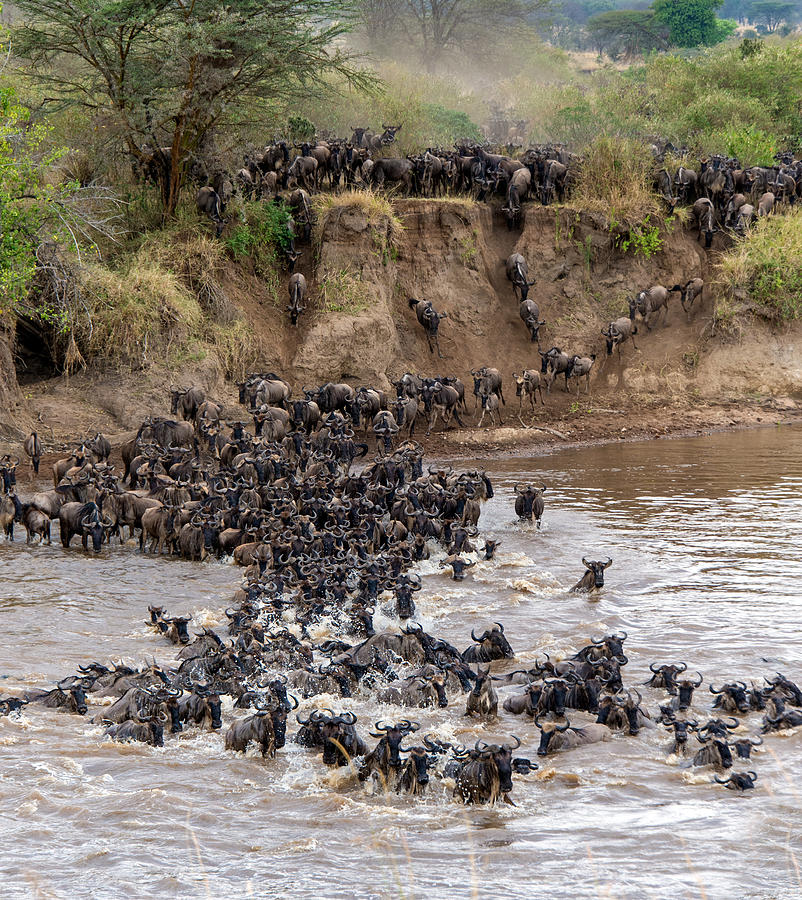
1 425 801 900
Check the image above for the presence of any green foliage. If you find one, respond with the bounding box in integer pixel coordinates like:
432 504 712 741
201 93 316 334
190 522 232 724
0 43 92 319
719 124 776 165
540 40 802 161
586 10 667 57
653 0 729 46
225 201 292 277
717 208 802 322
287 115 316 142
12 0 373 216
617 215 664 257
420 103 482 143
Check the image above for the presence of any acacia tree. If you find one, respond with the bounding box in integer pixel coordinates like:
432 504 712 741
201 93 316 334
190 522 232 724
586 10 668 57
398 0 552 69
653 0 730 45
13 0 373 218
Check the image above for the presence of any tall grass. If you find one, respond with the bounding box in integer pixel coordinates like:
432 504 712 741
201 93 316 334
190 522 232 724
716 208 802 324
569 135 660 223
313 190 404 258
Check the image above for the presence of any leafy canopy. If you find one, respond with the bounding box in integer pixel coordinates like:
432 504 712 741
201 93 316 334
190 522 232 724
12 0 374 216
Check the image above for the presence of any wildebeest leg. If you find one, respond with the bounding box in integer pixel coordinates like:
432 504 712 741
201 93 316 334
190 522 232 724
477 407 486 428
426 409 438 435
434 334 444 359
426 334 435 354
452 408 465 427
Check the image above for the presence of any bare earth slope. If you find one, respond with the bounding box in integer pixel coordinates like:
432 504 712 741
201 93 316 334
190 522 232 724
7 198 802 451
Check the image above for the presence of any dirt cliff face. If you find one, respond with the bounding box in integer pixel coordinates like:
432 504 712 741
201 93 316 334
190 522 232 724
6 197 802 446
283 199 707 390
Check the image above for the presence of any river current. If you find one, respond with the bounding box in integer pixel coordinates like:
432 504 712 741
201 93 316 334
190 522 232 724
1 425 801 899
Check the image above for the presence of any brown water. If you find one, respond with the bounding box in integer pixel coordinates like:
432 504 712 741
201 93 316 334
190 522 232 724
2 425 802 899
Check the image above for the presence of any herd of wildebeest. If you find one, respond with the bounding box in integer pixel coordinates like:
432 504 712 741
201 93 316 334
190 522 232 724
0 372 797 803
193 128 797 341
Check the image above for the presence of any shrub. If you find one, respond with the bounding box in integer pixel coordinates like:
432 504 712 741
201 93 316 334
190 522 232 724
716 208 802 322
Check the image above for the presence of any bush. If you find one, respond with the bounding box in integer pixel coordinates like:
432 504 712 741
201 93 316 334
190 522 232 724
716 208 802 322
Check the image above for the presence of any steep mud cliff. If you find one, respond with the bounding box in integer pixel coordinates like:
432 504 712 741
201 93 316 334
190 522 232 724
6 197 802 448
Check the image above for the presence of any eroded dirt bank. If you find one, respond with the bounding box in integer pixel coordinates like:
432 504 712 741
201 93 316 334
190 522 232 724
3 198 802 453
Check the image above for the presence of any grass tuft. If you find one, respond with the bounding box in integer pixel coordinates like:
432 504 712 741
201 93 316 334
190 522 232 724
715 208 802 325
568 135 660 225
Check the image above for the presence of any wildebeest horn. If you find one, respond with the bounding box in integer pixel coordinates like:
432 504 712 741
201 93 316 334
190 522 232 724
750 735 763 746
714 775 732 784
649 662 661 673
505 734 521 750
723 717 739 730
340 711 356 725
692 672 704 687
676 662 687 673
709 684 724 694
494 622 504 634
582 557 590 569
470 628 481 643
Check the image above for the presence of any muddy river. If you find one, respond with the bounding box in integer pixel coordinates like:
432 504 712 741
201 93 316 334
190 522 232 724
1 425 801 899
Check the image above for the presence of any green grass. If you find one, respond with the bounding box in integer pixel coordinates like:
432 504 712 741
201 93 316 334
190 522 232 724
716 208 802 324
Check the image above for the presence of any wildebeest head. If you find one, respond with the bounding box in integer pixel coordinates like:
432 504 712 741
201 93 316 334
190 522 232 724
535 717 570 755
715 771 757 791
369 719 419 769
662 715 698 751
398 745 431 791
58 679 89 715
582 557 612 588
731 735 762 759
476 735 520 793
320 711 357 766
617 688 643 735
167 615 192 645
710 681 750 714
470 622 514 660
646 661 687 695
195 684 223 730
677 672 704 711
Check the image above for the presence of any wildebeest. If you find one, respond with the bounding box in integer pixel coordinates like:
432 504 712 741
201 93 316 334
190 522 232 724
570 557 612 593
105 714 165 747
566 355 595 394
514 483 545 528
645 662 688 695
465 665 498 718
26 679 89 715
534 717 612 755
692 732 733 770
602 301 638 356
24 432 42 476
408 298 448 358
692 197 715 248
673 672 704 711
21 503 51 543
225 708 278 757
197 186 225 236
59 501 113 552
462 623 514 663
177 685 223 730
710 681 750 715
512 370 545 420
170 386 206 421
714 771 757 791
505 253 536 301
0 491 21 540
359 720 419 788
288 273 307 326
453 736 520 804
